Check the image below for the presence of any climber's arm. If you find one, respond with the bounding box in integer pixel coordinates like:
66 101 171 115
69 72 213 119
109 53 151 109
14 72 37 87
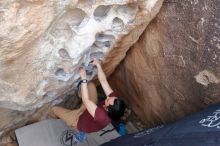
79 68 97 117
92 59 113 96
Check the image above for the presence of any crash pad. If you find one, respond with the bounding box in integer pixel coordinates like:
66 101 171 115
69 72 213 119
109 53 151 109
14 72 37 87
15 119 119 146
102 103 220 146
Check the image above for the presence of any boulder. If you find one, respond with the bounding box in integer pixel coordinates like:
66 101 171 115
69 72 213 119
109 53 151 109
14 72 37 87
0 0 163 139
109 0 220 127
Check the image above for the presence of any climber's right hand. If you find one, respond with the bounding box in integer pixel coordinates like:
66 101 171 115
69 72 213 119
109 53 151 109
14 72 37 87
91 58 101 67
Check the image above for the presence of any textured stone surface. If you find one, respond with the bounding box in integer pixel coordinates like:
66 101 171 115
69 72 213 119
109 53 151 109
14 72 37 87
0 0 163 139
0 0 163 111
109 0 220 127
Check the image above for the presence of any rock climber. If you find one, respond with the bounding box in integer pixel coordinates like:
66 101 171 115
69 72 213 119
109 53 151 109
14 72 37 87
51 58 125 133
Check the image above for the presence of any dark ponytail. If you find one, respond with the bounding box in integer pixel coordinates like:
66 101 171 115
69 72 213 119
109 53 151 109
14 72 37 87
107 98 125 121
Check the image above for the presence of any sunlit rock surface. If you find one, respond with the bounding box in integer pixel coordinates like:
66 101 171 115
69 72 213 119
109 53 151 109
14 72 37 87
0 0 163 111
109 0 220 127
0 0 163 139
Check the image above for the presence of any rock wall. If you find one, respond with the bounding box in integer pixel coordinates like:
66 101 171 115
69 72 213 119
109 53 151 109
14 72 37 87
0 0 163 110
0 0 163 140
109 0 220 127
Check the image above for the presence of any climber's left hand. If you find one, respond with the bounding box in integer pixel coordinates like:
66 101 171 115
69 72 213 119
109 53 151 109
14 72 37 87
79 67 87 79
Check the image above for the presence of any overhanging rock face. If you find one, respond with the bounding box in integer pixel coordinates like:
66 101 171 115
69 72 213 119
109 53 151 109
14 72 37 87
0 0 163 111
